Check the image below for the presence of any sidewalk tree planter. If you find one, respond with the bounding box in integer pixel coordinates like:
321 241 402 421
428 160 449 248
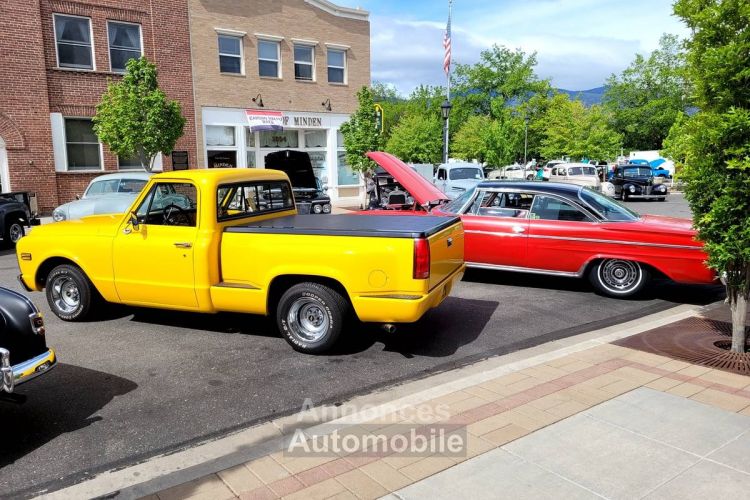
93 57 186 172
667 0 750 353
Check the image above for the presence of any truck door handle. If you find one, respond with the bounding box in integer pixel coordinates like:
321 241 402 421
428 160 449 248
174 242 192 249
512 225 526 234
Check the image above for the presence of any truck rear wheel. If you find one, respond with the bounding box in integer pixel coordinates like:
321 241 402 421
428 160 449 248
45 264 96 321
277 282 348 354
4 219 24 247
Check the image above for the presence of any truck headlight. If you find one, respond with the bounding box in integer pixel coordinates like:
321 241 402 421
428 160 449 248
313 204 323 214
322 204 331 214
52 209 66 222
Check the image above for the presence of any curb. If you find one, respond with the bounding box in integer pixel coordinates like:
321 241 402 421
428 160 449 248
40 301 714 500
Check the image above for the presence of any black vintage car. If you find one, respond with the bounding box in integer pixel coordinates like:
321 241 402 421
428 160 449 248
611 164 668 201
0 191 40 247
265 150 332 214
1 287 56 395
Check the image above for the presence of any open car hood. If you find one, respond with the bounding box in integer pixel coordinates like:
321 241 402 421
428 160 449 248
366 152 450 207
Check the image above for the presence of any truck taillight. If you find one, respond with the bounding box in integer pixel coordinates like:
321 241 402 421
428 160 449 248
413 238 430 280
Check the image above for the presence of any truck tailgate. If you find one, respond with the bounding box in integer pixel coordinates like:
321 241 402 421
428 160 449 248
427 220 464 290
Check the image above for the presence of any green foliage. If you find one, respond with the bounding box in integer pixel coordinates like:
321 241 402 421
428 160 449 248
603 34 689 150
541 94 622 160
339 86 383 174
385 113 443 164
451 115 493 164
669 0 750 350
451 114 521 167
93 57 185 171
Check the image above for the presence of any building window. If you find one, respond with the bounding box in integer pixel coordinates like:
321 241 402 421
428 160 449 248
258 40 280 78
53 14 93 70
294 45 314 81
206 125 236 147
337 131 358 185
108 21 142 73
245 128 257 167
327 49 346 84
218 35 243 74
259 130 299 148
64 118 101 171
118 155 143 170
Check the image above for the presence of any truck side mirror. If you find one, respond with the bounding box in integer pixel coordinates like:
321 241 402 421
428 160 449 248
129 212 140 230
75 194 80 200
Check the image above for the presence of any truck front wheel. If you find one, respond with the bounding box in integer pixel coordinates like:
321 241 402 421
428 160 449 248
45 264 96 321
277 282 348 354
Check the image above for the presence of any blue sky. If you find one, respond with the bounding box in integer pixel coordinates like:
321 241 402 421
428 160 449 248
352 0 689 95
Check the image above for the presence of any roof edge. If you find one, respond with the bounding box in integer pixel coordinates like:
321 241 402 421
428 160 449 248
304 0 369 21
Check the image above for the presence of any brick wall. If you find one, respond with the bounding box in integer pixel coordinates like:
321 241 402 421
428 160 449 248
189 0 370 165
0 0 197 213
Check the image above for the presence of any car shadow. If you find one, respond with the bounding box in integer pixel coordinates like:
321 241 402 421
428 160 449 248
0 363 138 468
127 307 280 338
330 296 499 357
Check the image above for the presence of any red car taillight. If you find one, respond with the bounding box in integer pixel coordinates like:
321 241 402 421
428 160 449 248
413 238 430 280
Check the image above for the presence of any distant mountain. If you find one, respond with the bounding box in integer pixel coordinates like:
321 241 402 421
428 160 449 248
556 86 607 106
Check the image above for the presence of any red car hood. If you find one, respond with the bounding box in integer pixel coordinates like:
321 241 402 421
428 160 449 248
366 152 450 207
604 214 702 246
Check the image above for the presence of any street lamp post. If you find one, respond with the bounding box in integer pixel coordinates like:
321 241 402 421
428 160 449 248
441 99 452 164
523 115 529 165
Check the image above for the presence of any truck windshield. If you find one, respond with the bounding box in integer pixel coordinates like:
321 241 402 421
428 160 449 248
623 167 652 177
449 168 483 180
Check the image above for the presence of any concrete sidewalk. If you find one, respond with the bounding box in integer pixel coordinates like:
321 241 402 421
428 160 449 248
44 302 750 500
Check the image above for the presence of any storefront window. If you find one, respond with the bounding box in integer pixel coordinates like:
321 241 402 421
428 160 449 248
337 131 358 186
206 125 236 146
259 130 299 148
207 150 237 168
246 150 256 167
304 130 327 148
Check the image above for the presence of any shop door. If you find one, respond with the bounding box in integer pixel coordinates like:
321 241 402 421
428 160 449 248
207 150 237 168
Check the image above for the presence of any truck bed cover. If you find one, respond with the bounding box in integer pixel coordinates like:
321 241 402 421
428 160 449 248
225 214 460 239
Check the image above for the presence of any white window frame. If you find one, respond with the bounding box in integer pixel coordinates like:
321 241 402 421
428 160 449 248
256 37 281 79
53 13 95 71
327 48 347 84
293 43 315 82
217 34 244 75
63 117 103 172
106 20 144 73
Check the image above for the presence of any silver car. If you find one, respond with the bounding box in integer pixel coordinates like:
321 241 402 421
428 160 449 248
433 163 485 199
52 173 152 222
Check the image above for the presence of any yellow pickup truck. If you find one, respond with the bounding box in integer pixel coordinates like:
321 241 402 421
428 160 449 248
16 169 464 353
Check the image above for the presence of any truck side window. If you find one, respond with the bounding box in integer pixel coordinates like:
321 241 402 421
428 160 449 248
135 182 198 227
217 180 294 221
437 169 446 180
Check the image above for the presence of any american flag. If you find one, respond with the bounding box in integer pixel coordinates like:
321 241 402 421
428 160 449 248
443 3 452 76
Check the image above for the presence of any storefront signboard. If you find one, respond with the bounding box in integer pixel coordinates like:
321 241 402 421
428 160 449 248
245 110 284 132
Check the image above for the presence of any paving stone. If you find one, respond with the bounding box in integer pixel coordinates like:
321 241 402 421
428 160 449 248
359 460 413 491
690 388 750 413
695 369 750 390
246 456 290 484
584 388 750 456
644 377 683 392
335 469 388 499
398 456 456 482
217 464 263 495
389 448 599 500
481 424 530 446
644 459 750 499
281 478 347 500
666 382 704 398
503 413 699 499
158 474 235 500
268 475 305 497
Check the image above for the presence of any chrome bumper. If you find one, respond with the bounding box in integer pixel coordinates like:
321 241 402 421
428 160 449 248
0 348 57 394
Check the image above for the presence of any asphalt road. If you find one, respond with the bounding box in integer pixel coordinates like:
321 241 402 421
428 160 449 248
0 193 723 498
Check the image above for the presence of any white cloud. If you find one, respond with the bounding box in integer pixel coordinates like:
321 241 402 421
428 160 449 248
369 1 690 94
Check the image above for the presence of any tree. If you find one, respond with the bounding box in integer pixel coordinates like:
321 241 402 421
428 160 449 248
385 113 443 164
452 115 493 163
668 0 750 352
93 57 185 172
603 34 689 150
339 86 382 174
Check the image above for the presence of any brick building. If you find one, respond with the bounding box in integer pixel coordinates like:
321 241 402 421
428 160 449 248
189 0 370 202
0 0 197 213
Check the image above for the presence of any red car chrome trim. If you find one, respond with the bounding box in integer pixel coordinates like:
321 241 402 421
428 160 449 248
526 234 703 250
467 262 584 277
465 230 524 237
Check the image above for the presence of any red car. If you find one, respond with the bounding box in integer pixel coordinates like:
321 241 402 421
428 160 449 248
363 152 716 298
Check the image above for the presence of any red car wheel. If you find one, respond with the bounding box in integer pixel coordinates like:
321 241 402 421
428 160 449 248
589 259 650 298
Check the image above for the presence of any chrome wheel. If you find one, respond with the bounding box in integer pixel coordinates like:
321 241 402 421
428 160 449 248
8 222 23 243
287 297 330 342
598 259 642 293
50 275 81 314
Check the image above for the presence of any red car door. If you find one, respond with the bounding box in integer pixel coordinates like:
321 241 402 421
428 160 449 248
526 194 602 274
462 190 531 268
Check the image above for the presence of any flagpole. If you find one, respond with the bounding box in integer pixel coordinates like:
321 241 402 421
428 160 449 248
442 0 453 164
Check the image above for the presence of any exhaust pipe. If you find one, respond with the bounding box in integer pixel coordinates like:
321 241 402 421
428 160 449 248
381 323 397 334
